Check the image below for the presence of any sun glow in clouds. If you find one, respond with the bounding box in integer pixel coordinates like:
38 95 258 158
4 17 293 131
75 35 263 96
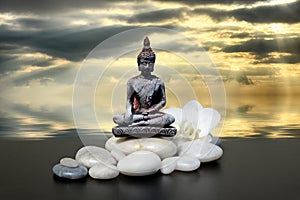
249 0 297 8
270 23 287 34
70 20 89 26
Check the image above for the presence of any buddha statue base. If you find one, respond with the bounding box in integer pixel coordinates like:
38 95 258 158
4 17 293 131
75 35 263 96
112 126 177 138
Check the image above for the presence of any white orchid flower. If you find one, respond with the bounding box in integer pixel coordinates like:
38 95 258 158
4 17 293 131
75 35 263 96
163 100 221 141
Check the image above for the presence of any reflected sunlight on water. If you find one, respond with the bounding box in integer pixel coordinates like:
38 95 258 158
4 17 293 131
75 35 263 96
0 92 299 139
222 94 300 138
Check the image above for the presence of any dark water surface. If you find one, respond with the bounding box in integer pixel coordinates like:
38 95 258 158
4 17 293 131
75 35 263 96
0 137 299 200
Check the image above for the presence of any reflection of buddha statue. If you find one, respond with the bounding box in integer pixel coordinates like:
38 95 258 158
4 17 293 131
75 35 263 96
113 37 175 127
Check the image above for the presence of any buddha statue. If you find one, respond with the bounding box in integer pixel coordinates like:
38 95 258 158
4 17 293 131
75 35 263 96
113 37 175 128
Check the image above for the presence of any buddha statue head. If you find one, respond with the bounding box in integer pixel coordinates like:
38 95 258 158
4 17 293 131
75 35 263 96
137 37 156 73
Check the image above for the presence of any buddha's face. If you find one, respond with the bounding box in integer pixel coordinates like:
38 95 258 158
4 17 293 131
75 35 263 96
138 58 154 73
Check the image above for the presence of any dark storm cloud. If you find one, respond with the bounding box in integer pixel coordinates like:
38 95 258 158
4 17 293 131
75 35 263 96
17 18 50 28
0 58 54 75
33 60 54 67
243 67 279 76
0 25 138 62
204 32 300 63
15 18 62 29
223 37 300 63
230 1 300 23
0 0 122 13
13 64 76 86
221 67 278 85
40 77 53 85
256 54 300 64
193 1 300 23
0 43 56 74
0 111 21 134
126 1 300 28
153 0 260 5
127 8 188 23
0 20 196 76
230 32 251 39
236 105 254 114
0 54 16 63
0 0 262 14
235 72 254 85
0 54 25 74
0 43 20 51
12 103 73 124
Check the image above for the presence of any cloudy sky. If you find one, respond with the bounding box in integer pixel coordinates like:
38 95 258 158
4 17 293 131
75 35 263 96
0 0 299 138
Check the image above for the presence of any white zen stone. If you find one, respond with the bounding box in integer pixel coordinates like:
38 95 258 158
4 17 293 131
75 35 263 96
168 136 192 147
60 157 78 168
178 140 223 162
89 163 119 179
117 151 161 176
140 138 177 159
176 156 200 171
161 157 178 175
75 146 116 168
105 137 177 159
110 149 125 162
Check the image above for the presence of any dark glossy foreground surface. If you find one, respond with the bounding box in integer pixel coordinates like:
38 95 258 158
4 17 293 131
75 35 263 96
0 137 299 200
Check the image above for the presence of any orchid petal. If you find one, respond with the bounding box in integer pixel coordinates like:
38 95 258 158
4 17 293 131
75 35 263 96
197 108 221 137
182 100 203 131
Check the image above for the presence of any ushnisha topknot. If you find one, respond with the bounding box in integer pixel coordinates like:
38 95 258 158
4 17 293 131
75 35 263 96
137 36 156 65
143 36 150 47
